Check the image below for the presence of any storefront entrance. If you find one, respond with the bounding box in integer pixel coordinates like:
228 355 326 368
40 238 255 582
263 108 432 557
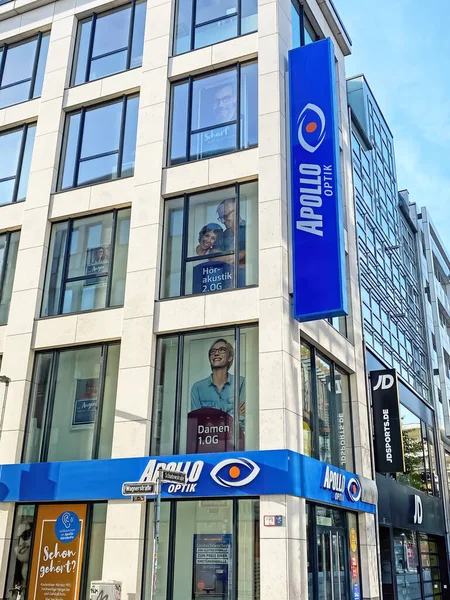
317 527 349 600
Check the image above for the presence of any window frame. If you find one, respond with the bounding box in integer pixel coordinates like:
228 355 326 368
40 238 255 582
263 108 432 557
41 208 130 317
71 0 145 87
301 340 355 471
160 181 258 299
173 0 257 56
0 229 19 325
22 342 118 463
58 93 138 191
168 60 257 166
0 32 48 108
150 324 257 455
0 123 35 205
3 502 107 600
142 497 259 600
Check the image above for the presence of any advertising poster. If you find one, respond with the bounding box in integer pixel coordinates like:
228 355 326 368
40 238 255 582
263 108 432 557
85 246 110 284
72 379 98 428
186 408 243 453
192 261 234 294
193 534 232 598
27 504 86 600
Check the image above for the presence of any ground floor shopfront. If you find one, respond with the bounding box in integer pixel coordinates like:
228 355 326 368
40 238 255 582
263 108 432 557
377 475 450 600
0 450 377 600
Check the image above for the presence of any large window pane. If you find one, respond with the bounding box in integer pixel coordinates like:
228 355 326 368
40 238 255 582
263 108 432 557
0 231 20 324
23 344 120 463
32 33 50 98
2 38 36 86
3 505 36 599
151 326 258 456
72 1 146 85
161 183 258 298
397 405 425 491
144 502 171 600
83 504 107 600
59 95 138 190
17 125 36 202
170 63 257 165
174 0 257 54
41 209 131 317
316 354 332 464
394 530 421 600
301 344 313 457
335 367 353 471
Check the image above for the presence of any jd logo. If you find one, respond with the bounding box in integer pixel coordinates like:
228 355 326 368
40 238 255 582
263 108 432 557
413 495 423 525
373 374 394 391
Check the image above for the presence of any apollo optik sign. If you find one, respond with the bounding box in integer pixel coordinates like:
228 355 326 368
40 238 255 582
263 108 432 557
288 39 347 321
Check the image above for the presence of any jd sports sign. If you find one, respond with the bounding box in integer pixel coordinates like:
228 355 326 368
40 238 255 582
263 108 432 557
370 369 405 473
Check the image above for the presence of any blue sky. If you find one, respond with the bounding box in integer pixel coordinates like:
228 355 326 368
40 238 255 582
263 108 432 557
336 0 450 246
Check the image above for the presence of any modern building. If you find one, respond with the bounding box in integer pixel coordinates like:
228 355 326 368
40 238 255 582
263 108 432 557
348 75 450 600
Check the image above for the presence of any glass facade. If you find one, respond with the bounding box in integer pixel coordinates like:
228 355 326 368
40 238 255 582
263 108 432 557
3 503 106 600
23 343 120 463
351 88 430 401
143 498 260 600
291 0 319 48
161 182 258 298
151 326 259 455
173 0 257 54
169 62 258 165
58 95 139 190
0 33 50 109
0 124 36 206
42 209 131 316
301 343 354 471
0 230 20 324
72 0 146 85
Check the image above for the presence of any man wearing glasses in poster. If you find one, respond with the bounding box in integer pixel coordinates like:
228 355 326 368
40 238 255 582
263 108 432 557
217 198 246 287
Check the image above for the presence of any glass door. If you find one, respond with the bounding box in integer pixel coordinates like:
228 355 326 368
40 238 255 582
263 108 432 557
317 528 350 600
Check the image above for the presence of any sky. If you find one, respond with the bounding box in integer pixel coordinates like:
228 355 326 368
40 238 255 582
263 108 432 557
336 0 450 248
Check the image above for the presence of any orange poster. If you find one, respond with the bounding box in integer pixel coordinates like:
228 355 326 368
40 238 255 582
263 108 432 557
28 504 87 600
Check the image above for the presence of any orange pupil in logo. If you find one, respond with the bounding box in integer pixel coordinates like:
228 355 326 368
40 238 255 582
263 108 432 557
305 121 317 133
229 466 241 479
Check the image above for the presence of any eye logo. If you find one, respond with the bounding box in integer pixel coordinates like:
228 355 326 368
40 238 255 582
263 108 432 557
297 103 326 153
346 477 362 502
210 458 260 488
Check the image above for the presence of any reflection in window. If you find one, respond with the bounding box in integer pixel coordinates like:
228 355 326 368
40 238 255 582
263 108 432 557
144 499 260 600
41 209 130 316
23 343 120 463
0 33 50 109
3 505 35 599
0 124 36 205
72 0 146 86
174 0 257 54
394 530 421 600
58 95 139 190
169 62 257 165
301 342 353 470
151 326 258 456
0 230 20 324
162 182 258 298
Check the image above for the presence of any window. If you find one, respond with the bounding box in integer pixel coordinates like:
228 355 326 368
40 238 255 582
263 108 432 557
23 343 120 463
58 94 139 190
0 230 20 324
161 182 258 298
151 326 258 456
143 498 260 600
41 209 130 316
291 0 319 48
0 33 49 109
174 0 257 55
301 342 353 471
0 124 36 206
3 503 106 600
72 1 146 86
396 404 439 495
169 62 257 165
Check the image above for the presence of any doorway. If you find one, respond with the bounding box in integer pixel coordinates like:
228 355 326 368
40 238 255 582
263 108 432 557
317 527 349 600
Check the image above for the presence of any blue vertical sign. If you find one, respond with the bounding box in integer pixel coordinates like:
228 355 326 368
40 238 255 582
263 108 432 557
288 39 347 321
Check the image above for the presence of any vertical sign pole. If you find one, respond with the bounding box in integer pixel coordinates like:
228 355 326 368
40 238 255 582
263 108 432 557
150 471 162 600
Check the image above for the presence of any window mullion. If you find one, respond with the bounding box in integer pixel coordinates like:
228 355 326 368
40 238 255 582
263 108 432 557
236 64 241 151
0 232 10 303
0 43 8 87
79 503 95 600
233 326 240 450
58 219 74 315
85 13 97 83
28 32 43 100
105 209 119 307
73 108 86 188
117 96 128 179
11 124 29 203
91 343 109 459
233 182 239 288
40 351 60 461
310 346 319 460
231 499 239 600
166 501 177 600
237 0 242 36
180 194 189 295
190 0 197 51
299 2 306 47
126 0 136 70
173 335 184 454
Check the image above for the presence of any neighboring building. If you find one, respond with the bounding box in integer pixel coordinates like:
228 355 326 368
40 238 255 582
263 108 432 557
0 2 383 600
348 75 450 600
